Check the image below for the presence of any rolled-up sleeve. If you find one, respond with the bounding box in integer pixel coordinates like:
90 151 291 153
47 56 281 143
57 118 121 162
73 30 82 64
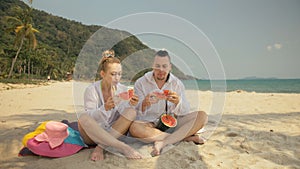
134 78 147 116
170 80 190 116
84 85 110 123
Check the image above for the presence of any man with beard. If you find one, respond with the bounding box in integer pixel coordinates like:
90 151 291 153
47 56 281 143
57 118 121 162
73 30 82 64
129 49 208 156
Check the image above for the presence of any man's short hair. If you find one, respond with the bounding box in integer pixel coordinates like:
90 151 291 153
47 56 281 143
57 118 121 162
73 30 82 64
155 49 171 61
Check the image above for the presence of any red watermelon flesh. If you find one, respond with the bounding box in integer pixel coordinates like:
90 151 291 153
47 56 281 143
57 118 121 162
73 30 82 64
153 91 167 100
128 89 134 98
161 114 177 127
163 90 169 96
119 89 134 100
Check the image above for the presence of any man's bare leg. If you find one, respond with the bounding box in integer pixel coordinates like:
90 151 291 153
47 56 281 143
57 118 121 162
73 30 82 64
183 135 206 144
152 111 207 156
129 121 170 143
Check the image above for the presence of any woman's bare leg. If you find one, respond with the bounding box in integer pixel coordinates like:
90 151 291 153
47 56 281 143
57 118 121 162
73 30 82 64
78 122 104 161
110 107 137 138
78 114 142 160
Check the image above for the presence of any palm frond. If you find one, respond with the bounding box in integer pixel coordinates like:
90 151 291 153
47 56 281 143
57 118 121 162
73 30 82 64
31 28 39 33
26 31 38 49
4 16 22 25
15 25 24 33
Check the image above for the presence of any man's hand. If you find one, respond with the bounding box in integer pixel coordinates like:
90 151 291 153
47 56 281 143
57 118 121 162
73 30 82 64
142 93 158 112
166 91 180 106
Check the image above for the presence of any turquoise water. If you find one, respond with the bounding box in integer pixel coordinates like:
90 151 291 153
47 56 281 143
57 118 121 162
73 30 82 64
182 79 300 93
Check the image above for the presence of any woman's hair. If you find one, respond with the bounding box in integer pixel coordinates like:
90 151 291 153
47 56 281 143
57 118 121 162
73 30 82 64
99 56 121 72
102 49 115 58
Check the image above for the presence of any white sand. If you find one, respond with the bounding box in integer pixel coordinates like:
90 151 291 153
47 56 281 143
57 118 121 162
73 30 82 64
0 81 299 169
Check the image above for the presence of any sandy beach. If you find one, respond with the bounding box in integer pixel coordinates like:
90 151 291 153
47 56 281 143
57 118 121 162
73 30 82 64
0 81 299 169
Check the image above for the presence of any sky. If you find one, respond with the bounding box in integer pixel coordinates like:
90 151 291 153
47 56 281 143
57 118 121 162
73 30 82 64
24 0 300 79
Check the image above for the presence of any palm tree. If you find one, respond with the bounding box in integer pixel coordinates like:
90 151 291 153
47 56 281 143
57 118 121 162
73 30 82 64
6 7 39 78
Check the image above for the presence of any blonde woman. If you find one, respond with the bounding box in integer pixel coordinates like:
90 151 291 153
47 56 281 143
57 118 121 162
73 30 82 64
78 51 142 161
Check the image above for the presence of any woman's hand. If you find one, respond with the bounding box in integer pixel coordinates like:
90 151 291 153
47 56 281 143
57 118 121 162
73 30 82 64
104 97 115 111
129 94 139 106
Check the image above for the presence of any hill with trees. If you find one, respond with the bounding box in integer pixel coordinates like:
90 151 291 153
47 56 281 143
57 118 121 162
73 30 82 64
0 0 189 81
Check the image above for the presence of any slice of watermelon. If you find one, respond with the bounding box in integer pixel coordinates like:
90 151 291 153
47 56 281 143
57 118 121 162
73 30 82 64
163 90 169 96
119 92 130 100
118 89 134 100
153 91 167 100
128 89 134 98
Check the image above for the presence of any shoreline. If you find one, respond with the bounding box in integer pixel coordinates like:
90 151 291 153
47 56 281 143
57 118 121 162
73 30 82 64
1 81 300 95
0 80 58 91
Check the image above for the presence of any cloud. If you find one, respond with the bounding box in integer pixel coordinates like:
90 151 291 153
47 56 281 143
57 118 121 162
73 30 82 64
267 45 272 51
274 43 282 49
266 43 282 51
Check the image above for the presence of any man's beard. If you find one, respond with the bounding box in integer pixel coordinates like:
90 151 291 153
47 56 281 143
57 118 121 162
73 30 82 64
155 73 169 81
156 76 166 81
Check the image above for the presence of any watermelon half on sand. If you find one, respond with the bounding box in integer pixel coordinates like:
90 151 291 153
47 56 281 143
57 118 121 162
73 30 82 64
156 114 177 131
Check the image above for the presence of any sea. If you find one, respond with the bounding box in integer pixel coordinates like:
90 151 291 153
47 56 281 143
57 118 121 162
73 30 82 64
182 79 300 93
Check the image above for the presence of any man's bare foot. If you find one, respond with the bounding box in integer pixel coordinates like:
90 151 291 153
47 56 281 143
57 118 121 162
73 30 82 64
90 146 104 161
151 141 164 156
184 134 206 145
119 144 143 159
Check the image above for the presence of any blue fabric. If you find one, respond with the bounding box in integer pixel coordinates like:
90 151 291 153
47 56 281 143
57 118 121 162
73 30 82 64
64 127 86 147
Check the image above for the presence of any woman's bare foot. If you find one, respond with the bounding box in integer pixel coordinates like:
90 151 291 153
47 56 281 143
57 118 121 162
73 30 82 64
151 141 164 156
119 144 142 159
183 134 206 145
90 146 104 161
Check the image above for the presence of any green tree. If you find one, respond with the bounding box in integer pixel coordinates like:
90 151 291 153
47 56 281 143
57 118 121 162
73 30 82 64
5 6 39 78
